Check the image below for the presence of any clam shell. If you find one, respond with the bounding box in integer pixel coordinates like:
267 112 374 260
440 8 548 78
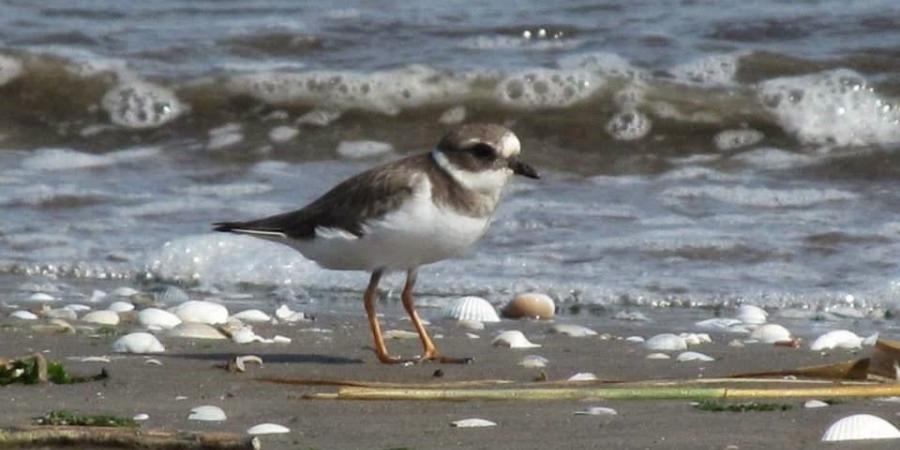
625 336 645 343
10 310 38 320
518 355 549 368
492 330 540 349
188 405 227 422
501 293 555 319
810 329 863 351
443 296 500 323
451 418 496 428
247 423 290 435
749 324 792 343
138 308 182 329
172 300 228 324
643 333 687 352
107 301 134 312
676 351 715 362
168 322 227 340
28 292 56 302
804 400 829 409
821 414 900 442
112 332 165 354
736 305 767 324
568 372 598 381
549 324 597 337
81 310 120 325
231 309 272 323
646 353 671 360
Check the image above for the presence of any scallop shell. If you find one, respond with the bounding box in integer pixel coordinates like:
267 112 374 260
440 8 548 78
247 423 290 435
231 309 272 323
810 329 863 351
549 324 598 337
172 300 228 325
518 355 549 368
112 332 165 354
676 351 715 362
107 301 135 312
736 305 767 324
168 323 227 340
492 330 540 349
451 418 496 428
821 414 900 442
442 296 500 323
138 308 182 329
81 310 120 325
749 324 792 343
10 310 38 320
188 405 227 422
643 333 687 352
501 293 555 319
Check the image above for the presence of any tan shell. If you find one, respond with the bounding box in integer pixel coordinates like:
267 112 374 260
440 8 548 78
501 293 555 320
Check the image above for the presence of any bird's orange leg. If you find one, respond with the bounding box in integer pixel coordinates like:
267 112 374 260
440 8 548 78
402 269 472 364
364 270 402 364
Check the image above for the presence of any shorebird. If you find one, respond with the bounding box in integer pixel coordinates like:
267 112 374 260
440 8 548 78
213 123 538 363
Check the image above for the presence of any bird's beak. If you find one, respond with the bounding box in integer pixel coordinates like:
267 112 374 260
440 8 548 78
509 157 540 179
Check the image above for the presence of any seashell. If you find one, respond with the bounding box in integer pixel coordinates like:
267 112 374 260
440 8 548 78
695 318 743 330
188 405 227 422
247 423 290 435
156 286 190 304
28 292 56 302
274 304 308 322
568 372 598 381
231 309 272 323
88 290 107 303
107 301 134 312
501 293 555 319
76 356 111 363
679 333 711 345
385 329 419 340
736 305 767 324
168 323 227 340
830 306 864 319
612 311 650 322
810 330 863 351
138 308 182 329
518 355 549 368
646 353 671 360
112 332 165 354
749 324 792 344
549 324 597 337
492 330 540 349
644 333 687 352
172 300 228 324
451 418 496 428
145 358 163 366
442 296 500 323
573 406 617 416
272 335 291 344
231 327 262 344
234 355 263 372
466 333 480 339
81 310 120 325
804 400 829 409
63 304 91 312
113 287 140 297
676 351 715 362
457 319 485 330
625 336 645 343
133 413 149 421
821 414 900 442
10 310 38 320
44 308 77 320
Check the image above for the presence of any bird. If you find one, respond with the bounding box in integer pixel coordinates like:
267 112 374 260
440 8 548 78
213 123 538 364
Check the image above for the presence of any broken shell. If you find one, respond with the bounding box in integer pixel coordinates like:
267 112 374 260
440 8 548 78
549 324 597 337
804 400 829 409
573 406 617 416
568 372 598 381
679 333 711 345
821 414 900 442
443 296 500 323
644 333 687 352
384 329 419 340
749 324 792 343
138 308 182 329
188 405 227 422
107 301 134 312
492 330 541 349
112 332 165 354
172 300 229 324
466 333 480 339
168 323 227 340
274 304 308 322
10 310 38 320
247 423 290 435
451 418 496 428
810 330 863 351
81 310 120 325
736 305 767 324
233 355 264 372
676 351 715 362
231 327 262 344
272 335 291 344
231 309 272 323
518 355 549 368
646 352 671 360
501 293 555 319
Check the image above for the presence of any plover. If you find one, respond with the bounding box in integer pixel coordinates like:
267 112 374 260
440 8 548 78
213 123 538 363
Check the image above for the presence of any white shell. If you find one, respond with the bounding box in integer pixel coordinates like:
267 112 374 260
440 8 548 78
804 400 829 409
272 335 291 344
133 413 149 421
810 329 863 351
749 324 792 343
549 324 597 337
113 287 140 297
231 327 262 344
28 292 56 302
646 353 671 360
625 336 645 343
274 304 307 322
518 355 549 368
247 423 290 435
88 290 107 303
112 332 165 354
443 296 500 323
10 310 38 320
138 308 182 329
821 414 900 442
157 286 190 304
568 372 598 381
491 330 540 349
188 405 227 422
107 301 135 312
63 304 91 312
81 310 120 325
736 305 767 324
451 418 496 428
676 351 715 362
384 329 419 340
695 318 743 330
231 309 272 323
573 406 617 416
643 333 687 352
173 300 229 324
679 333 711 345
457 319 485 330
168 323 227 340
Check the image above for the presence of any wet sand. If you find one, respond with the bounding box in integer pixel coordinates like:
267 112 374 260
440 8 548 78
1 305 898 450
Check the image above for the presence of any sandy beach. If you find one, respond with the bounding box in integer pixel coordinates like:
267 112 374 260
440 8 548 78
3 300 899 450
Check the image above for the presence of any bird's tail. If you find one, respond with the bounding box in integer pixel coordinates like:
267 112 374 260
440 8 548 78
212 222 287 238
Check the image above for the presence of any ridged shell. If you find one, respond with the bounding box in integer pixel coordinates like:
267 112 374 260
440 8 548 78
810 329 862 351
81 310 120 325
492 330 540 349
822 414 900 442
443 296 500 323
247 423 290 435
549 324 597 337
501 293 555 319
188 405 227 422
736 305 767 324
138 308 182 329
749 324 792 343
112 332 165 354
172 300 229 324
643 333 687 351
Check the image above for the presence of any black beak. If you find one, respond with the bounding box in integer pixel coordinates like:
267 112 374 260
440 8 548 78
509 158 540 179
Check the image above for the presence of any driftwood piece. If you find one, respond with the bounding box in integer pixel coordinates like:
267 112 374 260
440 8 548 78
0 426 260 449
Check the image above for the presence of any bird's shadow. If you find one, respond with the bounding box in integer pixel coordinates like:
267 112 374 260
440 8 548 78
165 352 362 365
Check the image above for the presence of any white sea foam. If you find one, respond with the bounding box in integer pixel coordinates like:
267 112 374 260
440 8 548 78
336 140 394 159
557 52 647 79
0 54 23 86
606 109 651 141
102 80 184 129
670 53 743 86
662 185 857 208
714 129 765 151
730 147 816 170
20 146 160 171
173 182 273 198
117 198 221 217
495 69 603 109
460 35 581 51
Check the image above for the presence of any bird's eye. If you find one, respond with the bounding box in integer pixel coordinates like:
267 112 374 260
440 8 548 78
470 144 495 160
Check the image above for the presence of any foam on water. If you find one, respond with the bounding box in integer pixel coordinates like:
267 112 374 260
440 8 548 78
0 54 23 86
102 80 184 129
662 185 858 208
557 52 647 79
173 182 273 198
669 53 743 86
606 109 652 141
19 147 160 171
714 129 765 151
730 147 817 170
459 35 582 51
494 69 603 109
336 140 394 159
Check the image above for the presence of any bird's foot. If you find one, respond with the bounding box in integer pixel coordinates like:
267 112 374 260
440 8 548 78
418 351 473 364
